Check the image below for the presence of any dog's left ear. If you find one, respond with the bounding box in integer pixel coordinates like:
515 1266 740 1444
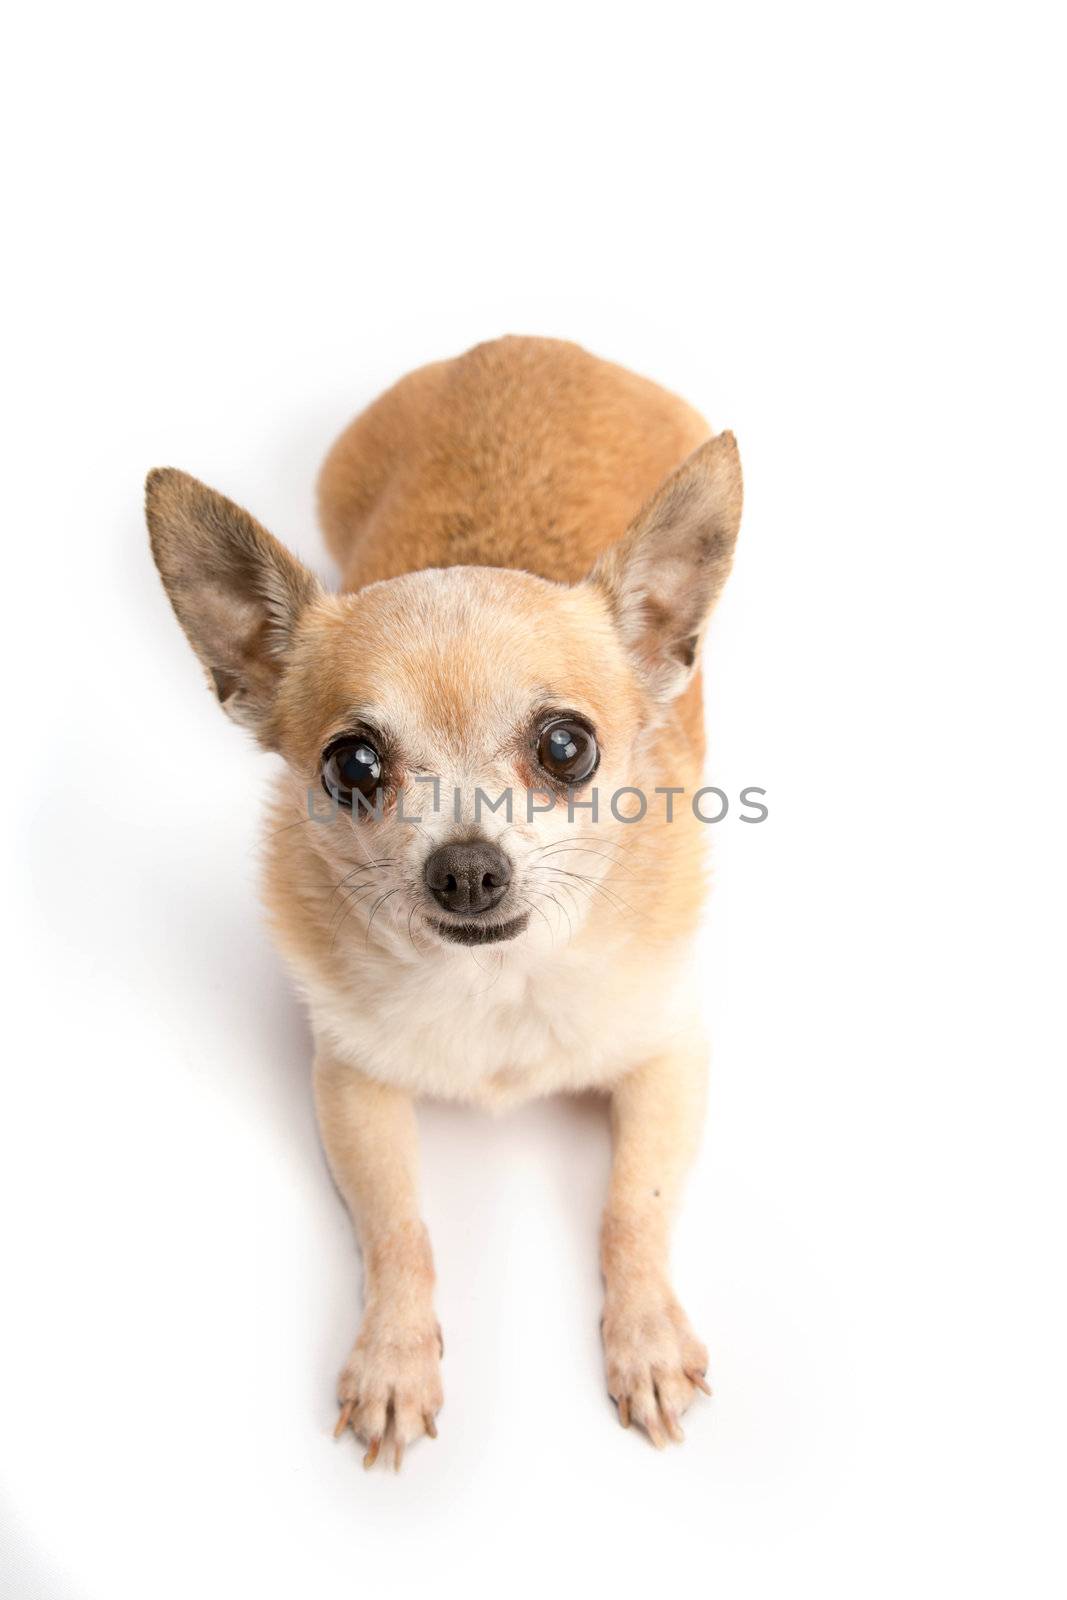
590 432 742 700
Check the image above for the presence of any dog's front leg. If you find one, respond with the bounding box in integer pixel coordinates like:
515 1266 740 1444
314 1051 442 1469
601 1043 711 1447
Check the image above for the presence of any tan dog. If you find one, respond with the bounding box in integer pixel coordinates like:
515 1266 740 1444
145 336 742 1467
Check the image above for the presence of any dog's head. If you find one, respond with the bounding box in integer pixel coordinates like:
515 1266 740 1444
145 435 741 954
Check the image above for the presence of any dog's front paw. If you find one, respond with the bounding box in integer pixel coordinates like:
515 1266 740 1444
602 1287 710 1448
333 1305 443 1470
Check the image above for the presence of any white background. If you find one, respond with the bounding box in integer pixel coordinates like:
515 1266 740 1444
3 4 1064 1596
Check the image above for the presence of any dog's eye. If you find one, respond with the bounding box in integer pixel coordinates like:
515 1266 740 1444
322 739 383 810
537 718 598 784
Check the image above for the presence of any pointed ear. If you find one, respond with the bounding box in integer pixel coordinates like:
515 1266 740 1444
590 432 742 700
145 468 322 743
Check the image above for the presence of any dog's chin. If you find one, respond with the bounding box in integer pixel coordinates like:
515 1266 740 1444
431 911 530 947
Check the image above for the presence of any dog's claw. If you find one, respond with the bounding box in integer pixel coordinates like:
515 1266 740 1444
337 1313 443 1471
603 1291 708 1449
334 1400 356 1439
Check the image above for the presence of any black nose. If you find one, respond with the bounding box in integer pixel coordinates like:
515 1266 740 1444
424 841 512 915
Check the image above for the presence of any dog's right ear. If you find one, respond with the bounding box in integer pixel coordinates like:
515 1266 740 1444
145 468 322 744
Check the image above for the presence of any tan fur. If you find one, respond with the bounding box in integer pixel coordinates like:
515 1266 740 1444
145 336 742 1464
318 336 714 756
318 336 710 586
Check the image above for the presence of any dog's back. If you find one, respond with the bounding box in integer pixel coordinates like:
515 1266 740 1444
318 336 710 591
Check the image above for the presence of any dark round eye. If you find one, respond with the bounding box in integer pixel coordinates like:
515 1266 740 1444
537 718 599 784
322 739 383 811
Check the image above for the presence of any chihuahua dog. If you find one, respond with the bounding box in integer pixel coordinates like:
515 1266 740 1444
146 336 742 1467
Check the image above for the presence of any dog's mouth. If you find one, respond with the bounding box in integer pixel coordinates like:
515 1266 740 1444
431 912 530 946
